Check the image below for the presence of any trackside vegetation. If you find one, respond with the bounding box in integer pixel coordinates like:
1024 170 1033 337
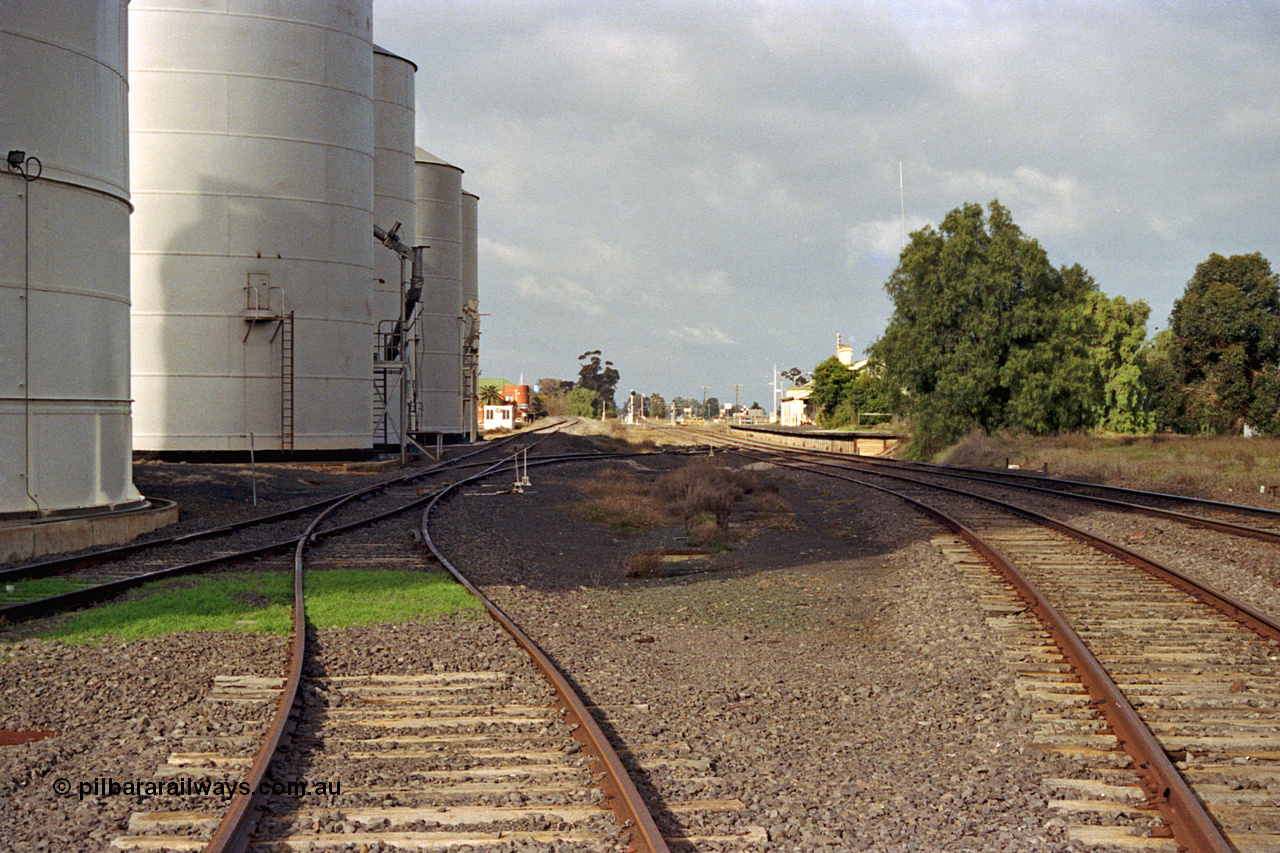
857 200 1280 458
570 458 791 548
1146 252 1280 435
869 200 1149 458
36 570 481 643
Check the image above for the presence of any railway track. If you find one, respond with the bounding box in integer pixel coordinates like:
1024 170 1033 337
686 426 1280 852
12 431 670 853
726 424 1280 545
0 424 576 623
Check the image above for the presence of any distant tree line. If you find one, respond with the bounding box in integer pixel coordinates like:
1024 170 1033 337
531 350 621 419
855 199 1280 458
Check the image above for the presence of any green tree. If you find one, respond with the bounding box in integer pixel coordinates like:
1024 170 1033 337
1142 330 1186 430
810 356 856 425
648 393 667 419
535 377 576 417
1087 292 1152 432
781 367 808 387
1160 253 1280 434
871 200 1149 456
824 370 896 428
577 351 620 414
478 385 505 406
537 377 574 397
564 387 601 417
705 397 721 419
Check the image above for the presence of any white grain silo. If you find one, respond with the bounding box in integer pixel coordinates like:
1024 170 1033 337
460 190 480 440
129 0 376 452
413 148 464 436
371 44 417 448
0 0 143 516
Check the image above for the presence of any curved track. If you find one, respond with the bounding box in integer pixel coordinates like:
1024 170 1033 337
0 424 570 623
687 426 1280 852
84 430 672 853
727 424 1280 545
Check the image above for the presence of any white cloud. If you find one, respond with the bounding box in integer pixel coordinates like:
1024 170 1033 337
480 237 544 270
514 274 605 317
934 166 1091 237
846 216 930 262
663 270 732 296
668 325 737 346
374 0 1280 400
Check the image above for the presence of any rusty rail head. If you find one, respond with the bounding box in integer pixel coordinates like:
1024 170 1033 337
202 492 360 853
419 470 671 853
700 436 1236 853
950 519 1235 853
720 426 1280 646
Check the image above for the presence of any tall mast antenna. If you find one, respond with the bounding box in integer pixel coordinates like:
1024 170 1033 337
899 159 906 249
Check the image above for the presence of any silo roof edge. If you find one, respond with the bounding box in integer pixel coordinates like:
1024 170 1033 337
415 146 464 173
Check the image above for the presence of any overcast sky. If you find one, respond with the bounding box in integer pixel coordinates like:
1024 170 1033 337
374 0 1280 410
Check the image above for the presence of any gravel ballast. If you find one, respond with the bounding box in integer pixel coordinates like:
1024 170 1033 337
429 452 1113 851
5 428 1276 851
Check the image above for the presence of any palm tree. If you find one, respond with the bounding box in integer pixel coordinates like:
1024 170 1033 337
478 384 505 406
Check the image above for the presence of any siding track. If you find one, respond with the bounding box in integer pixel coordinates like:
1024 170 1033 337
7 422 672 853
689 427 1280 853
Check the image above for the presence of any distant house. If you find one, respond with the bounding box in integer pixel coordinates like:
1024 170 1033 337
482 403 516 430
778 334 874 426
781 387 814 426
478 377 532 428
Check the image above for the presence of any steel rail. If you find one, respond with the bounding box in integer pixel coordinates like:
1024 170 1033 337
200 488 361 853
857 485 1233 853
707 440 1236 852
728 422 1280 518
677 430 1247 850
1 425 581 623
418 457 671 853
0 484 441 624
198 440 571 852
202 442 666 853
728 423 1280 520
706 430 1280 644
0 420 568 585
711 427 1280 544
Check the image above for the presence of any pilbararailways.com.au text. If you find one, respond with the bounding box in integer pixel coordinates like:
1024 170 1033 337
53 776 342 801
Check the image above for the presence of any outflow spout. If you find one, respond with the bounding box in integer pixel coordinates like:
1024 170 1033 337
373 222 427 352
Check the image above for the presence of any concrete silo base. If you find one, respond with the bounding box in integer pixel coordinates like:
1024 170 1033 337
0 500 179 564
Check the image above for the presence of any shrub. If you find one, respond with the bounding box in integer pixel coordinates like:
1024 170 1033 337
623 550 664 578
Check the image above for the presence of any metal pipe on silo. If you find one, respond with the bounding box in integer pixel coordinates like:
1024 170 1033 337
1 0 143 516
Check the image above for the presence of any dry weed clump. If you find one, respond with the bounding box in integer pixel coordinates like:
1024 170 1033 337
652 458 758 530
570 458 787 543
569 468 671 533
741 485 797 529
622 550 664 578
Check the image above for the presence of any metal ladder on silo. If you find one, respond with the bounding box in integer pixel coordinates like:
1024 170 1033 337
280 311 295 451
372 370 389 445
372 321 402 447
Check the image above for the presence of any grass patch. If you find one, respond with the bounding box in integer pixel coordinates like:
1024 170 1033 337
305 570 480 628
0 576 84 603
36 569 480 643
569 469 672 532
